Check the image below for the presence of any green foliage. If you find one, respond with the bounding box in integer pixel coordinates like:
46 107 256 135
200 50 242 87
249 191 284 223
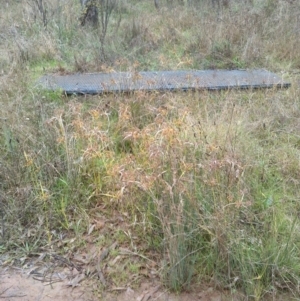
1 0 300 299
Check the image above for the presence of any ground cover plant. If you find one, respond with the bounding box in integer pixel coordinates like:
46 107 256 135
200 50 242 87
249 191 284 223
0 0 300 300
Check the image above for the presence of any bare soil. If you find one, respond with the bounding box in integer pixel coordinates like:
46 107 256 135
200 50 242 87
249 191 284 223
0 267 94 301
0 267 225 301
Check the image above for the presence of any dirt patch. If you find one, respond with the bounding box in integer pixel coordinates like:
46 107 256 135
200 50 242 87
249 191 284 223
0 267 227 301
0 268 95 301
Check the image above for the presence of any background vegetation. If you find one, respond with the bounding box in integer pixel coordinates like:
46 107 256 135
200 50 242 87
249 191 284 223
0 0 300 299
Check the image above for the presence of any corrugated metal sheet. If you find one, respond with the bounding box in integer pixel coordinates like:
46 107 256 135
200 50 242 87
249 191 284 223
37 69 290 94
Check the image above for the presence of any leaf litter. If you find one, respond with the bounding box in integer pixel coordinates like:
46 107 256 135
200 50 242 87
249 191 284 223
0 241 227 301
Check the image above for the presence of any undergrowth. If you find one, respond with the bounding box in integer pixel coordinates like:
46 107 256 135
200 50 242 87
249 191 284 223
1 0 300 299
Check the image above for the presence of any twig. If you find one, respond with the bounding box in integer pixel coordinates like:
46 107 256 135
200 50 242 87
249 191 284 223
119 249 156 264
0 286 26 298
0 192 5 239
32 275 63 284
107 287 127 292
0 287 11 296
51 254 77 269
0 295 27 298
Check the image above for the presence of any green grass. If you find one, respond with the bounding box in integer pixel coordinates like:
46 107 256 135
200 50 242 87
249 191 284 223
1 0 300 299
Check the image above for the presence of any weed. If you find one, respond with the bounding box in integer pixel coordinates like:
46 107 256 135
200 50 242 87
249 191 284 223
1 0 300 299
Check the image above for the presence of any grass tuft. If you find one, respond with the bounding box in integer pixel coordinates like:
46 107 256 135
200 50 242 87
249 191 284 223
1 0 300 299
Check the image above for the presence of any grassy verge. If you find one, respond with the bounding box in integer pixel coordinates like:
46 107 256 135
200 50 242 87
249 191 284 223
1 0 300 299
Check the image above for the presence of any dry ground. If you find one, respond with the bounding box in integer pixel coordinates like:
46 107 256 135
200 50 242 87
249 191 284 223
0 267 292 301
0 268 224 301
1 0 300 300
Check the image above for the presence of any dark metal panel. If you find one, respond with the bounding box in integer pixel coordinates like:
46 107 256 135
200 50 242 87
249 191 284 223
37 69 290 95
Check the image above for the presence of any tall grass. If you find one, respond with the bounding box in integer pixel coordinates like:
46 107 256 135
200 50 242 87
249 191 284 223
117 89 300 297
1 0 300 299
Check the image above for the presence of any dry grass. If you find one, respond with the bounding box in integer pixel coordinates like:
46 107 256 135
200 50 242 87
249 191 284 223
1 0 300 299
